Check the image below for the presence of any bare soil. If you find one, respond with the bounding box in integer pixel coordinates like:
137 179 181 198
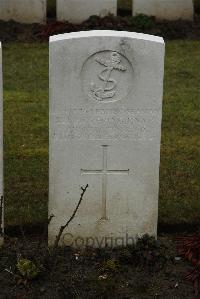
0 234 198 298
0 15 199 43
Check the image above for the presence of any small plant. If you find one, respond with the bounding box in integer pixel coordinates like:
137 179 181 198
17 258 40 281
133 14 155 30
132 234 169 271
100 258 119 273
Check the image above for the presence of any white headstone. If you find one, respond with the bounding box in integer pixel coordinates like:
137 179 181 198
133 0 194 21
49 30 165 248
57 0 117 23
0 43 3 246
0 0 46 24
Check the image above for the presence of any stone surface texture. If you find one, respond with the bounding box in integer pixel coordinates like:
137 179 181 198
0 43 3 246
133 0 194 21
49 31 165 247
57 0 117 23
0 0 46 24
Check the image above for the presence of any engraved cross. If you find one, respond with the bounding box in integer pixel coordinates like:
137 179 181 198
81 145 129 220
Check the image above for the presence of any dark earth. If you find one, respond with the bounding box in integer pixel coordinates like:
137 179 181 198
0 233 198 299
0 14 199 298
0 14 199 42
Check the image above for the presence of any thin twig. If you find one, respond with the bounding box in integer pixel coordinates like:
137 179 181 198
53 184 89 250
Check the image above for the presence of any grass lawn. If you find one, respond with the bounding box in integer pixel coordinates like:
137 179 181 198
2 40 200 228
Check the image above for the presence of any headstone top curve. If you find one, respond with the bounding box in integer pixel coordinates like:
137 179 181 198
50 30 164 44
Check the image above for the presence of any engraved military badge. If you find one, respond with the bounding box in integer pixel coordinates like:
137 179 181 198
81 50 134 103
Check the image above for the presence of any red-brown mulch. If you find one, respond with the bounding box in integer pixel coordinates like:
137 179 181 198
177 236 200 296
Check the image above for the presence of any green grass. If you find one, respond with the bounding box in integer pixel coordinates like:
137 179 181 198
2 40 200 228
118 0 132 11
194 0 200 14
160 41 200 225
3 43 49 226
47 0 56 18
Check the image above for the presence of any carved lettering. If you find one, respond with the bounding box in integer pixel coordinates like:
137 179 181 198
52 108 161 141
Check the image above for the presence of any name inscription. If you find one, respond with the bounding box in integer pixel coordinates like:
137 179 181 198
52 108 161 141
